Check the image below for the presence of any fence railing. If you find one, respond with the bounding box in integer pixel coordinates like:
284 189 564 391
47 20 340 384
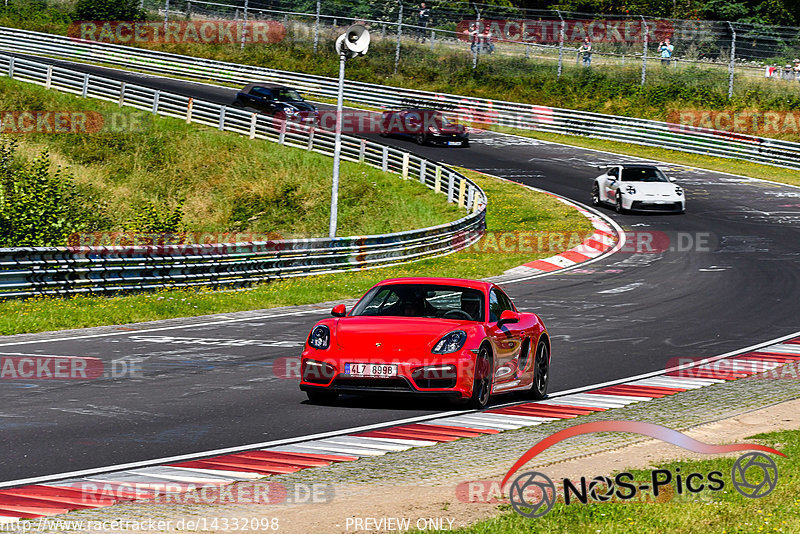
2 26 799 170
0 53 487 298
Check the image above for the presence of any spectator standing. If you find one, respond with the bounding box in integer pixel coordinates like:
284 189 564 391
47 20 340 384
481 26 494 54
579 37 592 67
417 2 431 42
793 59 800 81
659 38 674 67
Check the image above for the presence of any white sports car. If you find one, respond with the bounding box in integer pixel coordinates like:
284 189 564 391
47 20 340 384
591 165 685 214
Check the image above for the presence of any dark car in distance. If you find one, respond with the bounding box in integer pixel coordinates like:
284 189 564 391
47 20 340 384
380 109 469 147
233 83 318 124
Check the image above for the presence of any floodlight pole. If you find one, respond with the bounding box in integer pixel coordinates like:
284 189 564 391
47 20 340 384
329 52 347 238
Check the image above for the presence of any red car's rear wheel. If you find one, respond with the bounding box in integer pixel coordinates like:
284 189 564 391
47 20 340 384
529 339 550 400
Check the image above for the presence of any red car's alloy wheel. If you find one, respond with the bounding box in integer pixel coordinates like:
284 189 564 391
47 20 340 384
469 346 493 409
530 339 549 400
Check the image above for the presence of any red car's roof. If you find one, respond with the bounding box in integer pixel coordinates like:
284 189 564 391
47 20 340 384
375 277 493 292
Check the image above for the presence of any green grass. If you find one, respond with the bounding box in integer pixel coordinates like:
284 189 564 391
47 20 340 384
446 428 800 534
0 169 592 335
0 75 461 238
3 4 800 141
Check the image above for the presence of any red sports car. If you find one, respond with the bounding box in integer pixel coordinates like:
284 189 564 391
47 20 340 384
299 277 550 409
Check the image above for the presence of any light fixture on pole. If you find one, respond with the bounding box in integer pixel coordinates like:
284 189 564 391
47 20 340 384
329 24 370 239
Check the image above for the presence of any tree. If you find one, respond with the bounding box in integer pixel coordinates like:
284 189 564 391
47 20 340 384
73 0 146 21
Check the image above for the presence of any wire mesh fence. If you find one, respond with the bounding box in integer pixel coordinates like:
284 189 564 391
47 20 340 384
139 0 800 90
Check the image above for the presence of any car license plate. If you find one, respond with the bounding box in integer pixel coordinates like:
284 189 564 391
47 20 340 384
447 142 460 146
345 363 398 378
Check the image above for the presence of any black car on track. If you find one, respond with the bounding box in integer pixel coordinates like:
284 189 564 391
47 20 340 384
233 83 318 124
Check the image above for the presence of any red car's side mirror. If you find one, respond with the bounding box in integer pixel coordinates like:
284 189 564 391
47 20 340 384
498 309 520 325
332 304 347 317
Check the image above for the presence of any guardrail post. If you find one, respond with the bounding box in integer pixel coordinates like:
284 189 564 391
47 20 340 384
313 0 320 53
472 190 481 213
218 105 226 129
359 139 366 162
152 90 160 114
640 16 647 86
45 65 52 89
419 159 427 184
430 30 435 51
279 120 286 144
394 1 403 75
467 185 474 210
727 21 736 99
8 56 13 78
186 0 191 16
401 153 409 179
186 97 194 123
434 166 442 193
119 82 126 107
81 73 89 97
164 0 170 34
556 10 564 78
458 179 466 208
382 146 389 172
307 127 315 149
249 112 257 138
240 0 249 50
447 173 455 203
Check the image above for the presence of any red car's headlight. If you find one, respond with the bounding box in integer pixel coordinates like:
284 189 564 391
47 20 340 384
432 331 467 354
308 325 330 350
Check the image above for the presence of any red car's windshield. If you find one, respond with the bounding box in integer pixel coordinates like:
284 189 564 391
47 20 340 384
351 284 485 321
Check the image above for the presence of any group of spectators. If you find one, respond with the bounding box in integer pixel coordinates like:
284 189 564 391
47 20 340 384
577 37 674 67
765 60 800 81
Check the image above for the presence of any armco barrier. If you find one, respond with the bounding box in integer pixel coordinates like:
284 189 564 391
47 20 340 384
0 54 486 298
1 26 799 169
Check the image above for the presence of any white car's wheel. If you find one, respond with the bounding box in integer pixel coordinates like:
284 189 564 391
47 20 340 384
591 182 601 207
615 191 625 214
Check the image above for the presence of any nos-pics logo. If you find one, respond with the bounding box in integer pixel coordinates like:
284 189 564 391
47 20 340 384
502 421 783 518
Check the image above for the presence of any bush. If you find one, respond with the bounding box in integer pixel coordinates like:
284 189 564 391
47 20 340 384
73 0 146 21
0 139 108 247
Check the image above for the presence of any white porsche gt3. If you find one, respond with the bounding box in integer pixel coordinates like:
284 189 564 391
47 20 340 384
591 165 685 214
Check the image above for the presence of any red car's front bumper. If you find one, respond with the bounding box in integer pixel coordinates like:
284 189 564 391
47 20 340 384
299 349 478 399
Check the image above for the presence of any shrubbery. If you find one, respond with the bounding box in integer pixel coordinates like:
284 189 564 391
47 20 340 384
0 139 108 247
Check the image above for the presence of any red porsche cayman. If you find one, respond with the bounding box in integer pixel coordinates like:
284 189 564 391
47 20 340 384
299 277 550 409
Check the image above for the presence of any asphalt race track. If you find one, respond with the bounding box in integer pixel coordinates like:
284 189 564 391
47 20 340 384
2 55 800 483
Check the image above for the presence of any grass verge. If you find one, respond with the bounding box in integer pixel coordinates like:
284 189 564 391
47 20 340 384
0 168 593 335
0 75 461 238
447 427 799 533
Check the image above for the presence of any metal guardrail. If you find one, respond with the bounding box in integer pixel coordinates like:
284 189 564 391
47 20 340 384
1 26 798 170
0 53 486 298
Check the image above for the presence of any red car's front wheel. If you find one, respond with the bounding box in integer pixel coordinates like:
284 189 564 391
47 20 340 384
468 346 493 410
